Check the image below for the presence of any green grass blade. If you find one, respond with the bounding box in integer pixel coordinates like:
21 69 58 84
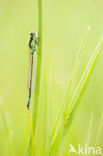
48 66 52 140
46 1 96 155
43 70 47 155
32 0 42 135
1 111 12 156
94 114 103 156
47 35 103 155
84 112 94 156
64 35 103 118
44 66 52 155
26 0 42 155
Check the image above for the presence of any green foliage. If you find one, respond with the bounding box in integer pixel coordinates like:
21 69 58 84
0 0 103 156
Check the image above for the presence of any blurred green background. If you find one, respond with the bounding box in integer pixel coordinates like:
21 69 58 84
0 0 103 155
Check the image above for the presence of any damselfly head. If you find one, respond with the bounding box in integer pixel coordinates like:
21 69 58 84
30 32 36 37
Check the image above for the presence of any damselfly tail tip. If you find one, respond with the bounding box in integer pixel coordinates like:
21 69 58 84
26 103 30 110
26 97 31 110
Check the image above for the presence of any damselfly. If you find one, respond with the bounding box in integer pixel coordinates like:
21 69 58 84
27 32 39 110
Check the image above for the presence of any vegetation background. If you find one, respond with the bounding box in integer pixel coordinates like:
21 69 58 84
0 0 103 155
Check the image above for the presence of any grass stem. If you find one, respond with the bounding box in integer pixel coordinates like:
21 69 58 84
26 0 42 155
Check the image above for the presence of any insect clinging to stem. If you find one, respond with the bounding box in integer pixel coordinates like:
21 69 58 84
27 32 39 110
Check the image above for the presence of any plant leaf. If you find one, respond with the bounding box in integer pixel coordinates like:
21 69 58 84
47 35 103 155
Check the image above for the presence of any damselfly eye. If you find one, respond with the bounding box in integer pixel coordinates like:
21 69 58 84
30 32 36 36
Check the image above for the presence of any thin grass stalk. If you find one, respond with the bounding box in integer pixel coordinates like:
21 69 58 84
43 66 48 155
49 35 103 155
26 0 42 155
84 112 93 156
43 65 52 155
86 112 93 146
46 1 96 155
32 0 42 135
94 114 103 156
95 114 103 144
1 111 12 156
48 66 52 140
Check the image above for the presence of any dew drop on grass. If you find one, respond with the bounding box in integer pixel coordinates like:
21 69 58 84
88 26 91 30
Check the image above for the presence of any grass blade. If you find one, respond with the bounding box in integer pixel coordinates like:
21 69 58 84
46 1 96 155
94 114 103 156
1 111 12 156
47 35 103 155
84 112 94 156
26 0 42 155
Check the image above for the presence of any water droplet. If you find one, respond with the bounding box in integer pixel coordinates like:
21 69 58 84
88 26 91 30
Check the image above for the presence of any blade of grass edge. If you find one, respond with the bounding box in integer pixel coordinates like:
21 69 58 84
26 0 42 155
46 1 96 155
84 112 94 156
94 114 103 156
47 35 103 155
1 111 12 156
